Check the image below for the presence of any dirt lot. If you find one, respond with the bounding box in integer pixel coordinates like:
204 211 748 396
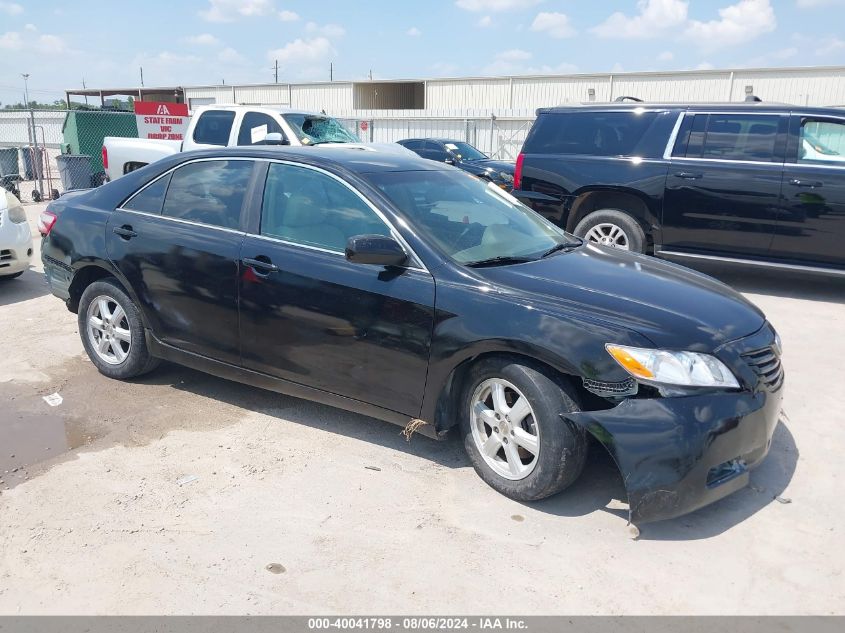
0 203 843 615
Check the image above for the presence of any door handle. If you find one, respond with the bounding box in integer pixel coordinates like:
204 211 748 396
673 171 703 180
242 257 279 274
789 179 823 188
113 225 137 239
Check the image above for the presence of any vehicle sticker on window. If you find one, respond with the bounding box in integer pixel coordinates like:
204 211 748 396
250 124 269 144
445 143 459 150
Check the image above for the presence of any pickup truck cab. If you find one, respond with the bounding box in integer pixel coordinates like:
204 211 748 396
103 105 364 181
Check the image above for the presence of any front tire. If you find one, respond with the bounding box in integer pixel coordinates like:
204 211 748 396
574 209 646 253
459 357 588 501
78 278 160 379
0 272 23 280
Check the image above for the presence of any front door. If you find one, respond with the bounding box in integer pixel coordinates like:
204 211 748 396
662 112 787 257
238 161 435 417
769 114 845 269
107 158 256 364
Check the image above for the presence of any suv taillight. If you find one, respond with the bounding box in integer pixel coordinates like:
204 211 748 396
514 152 524 190
102 145 109 170
38 209 57 236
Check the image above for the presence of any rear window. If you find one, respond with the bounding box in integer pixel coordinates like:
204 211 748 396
683 113 781 162
525 111 665 157
192 110 236 146
161 160 253 229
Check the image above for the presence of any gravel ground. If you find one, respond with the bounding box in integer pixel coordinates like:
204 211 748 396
0 203 842 614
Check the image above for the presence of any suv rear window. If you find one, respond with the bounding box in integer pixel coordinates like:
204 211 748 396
683 113 781 163
524 111 663 157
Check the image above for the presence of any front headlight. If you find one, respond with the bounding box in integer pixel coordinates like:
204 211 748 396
605 344 739 389
8 203 27 224
499 171 514 183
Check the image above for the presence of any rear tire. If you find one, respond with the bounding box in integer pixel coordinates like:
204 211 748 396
459 356 588 501
0 272 23 280
574 209 646 253
78 278 160 380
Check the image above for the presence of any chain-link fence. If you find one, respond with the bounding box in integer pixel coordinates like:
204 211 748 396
0 109 534 203
0 109 138 202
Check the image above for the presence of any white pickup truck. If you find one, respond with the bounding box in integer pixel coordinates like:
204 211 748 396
103 105 381 181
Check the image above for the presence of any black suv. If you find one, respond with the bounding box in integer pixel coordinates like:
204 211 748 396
514 102 845 275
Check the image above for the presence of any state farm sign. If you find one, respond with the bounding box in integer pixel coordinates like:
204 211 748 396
134 102 189 141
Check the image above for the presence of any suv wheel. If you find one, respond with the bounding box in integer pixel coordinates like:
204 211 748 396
78 278 160 379
459 357 588 501
574 209 646 253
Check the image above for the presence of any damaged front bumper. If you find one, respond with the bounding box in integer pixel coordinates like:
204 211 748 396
565 385 783 525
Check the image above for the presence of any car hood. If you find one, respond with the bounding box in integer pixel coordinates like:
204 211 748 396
462 158 515 174
477 243 765 351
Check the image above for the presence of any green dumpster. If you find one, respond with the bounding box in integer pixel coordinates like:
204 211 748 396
62 111 138 174
0 147 18 176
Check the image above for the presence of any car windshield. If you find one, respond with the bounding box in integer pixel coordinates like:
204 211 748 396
368 170 578 265
282 113 358 145
444 141 487 161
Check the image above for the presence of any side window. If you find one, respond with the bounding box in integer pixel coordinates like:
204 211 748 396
261 163 391 252
799 119 845 165
161 160 253 229
524 111 661 157
123 173 171 214
400 140 424 153
691 114 780 162
192 110 236 146
237 112 285 145
423 142 449 161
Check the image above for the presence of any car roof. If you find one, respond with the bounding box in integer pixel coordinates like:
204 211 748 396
537 102 845 117
400 138 466 144
170 145 449 174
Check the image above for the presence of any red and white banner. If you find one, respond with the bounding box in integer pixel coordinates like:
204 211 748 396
134 101 190 141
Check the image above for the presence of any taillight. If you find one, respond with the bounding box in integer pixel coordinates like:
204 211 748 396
102 145 108 170
38 209 57 236
513 152 524 190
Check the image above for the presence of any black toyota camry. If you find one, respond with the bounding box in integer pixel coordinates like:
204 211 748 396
40 146 783 525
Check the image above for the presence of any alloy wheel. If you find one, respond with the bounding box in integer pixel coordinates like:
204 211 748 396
86 294 132 365
585 223 630 250
469 378 540 480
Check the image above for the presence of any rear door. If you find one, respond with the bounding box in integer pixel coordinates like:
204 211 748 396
769 114 845 269
107 158 258 364
662 112 787 257
238 161 435 416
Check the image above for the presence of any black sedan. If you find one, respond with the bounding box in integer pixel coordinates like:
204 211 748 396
396 138 515 190
40 147 782 525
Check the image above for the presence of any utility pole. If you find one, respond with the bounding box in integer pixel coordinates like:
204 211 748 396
274 59 279 83
139 67 144 87
368 69 372 80
82 78 88 106
330 62 333 82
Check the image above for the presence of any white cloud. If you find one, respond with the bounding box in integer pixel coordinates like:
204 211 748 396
200 0 275 22
815 36 845 56
592 0 688 39
531 12 576 38
657 50 674 61
267 37 335 64
0 31 23 50
186 33 220 46
482 49 578 75
477 15 493 27
456 0 541 12
36 34 65 54
305 22 346 38
431 61 460 75
24 23 36 31
278 10 299 21
695 61 715 70
0 2 23 15
407 27 422 36
685 0 776 49
218 47 245 63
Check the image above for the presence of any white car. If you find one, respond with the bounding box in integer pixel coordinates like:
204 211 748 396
0 190 33 280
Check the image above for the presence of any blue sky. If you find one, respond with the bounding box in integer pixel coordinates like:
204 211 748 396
1 0 845 105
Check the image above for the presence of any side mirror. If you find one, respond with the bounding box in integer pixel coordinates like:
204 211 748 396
262 132 289 145
345 235 408 267
444 156 456 165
